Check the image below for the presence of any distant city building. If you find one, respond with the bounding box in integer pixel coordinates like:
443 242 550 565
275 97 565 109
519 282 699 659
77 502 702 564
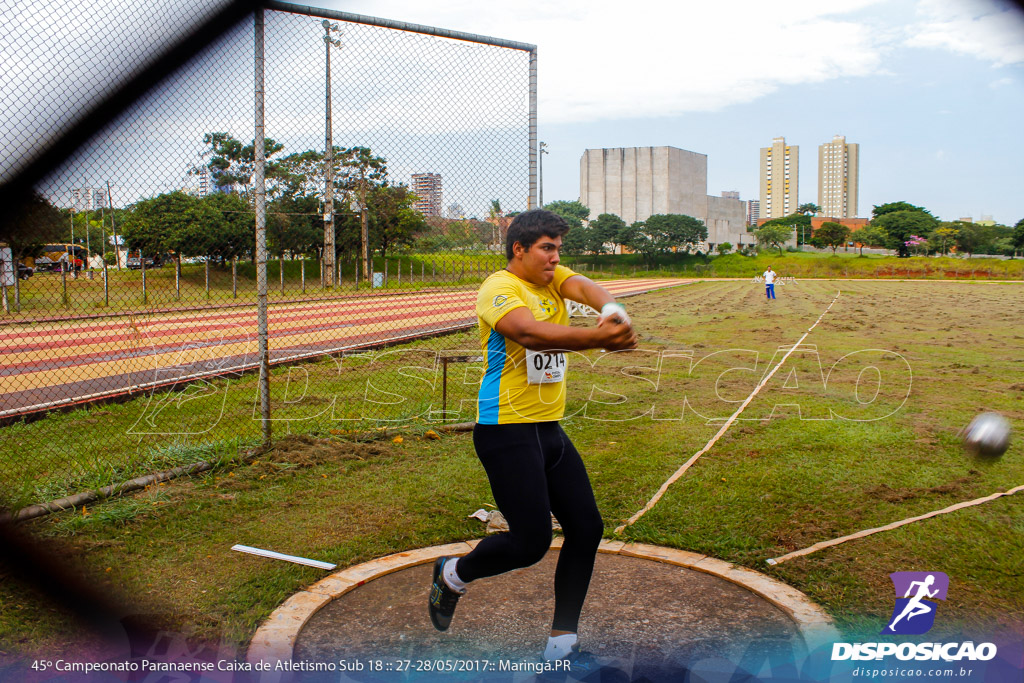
817 135 859 218
71 187 108 211
446 203 465 220
578 146 747 248
721 190 740 200
411 173 443 217
759 137 798 220
198 166 211 197
976 215 995 227
747 199 760 227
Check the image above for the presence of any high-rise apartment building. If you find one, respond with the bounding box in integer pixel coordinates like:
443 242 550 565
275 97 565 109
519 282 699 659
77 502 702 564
198 166 211 197
818 135 859 218
71 187 108 211
746 199 760 227
411 173 443 217
759 137 798 220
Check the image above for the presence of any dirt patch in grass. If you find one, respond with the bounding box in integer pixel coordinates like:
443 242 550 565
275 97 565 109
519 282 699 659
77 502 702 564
261 434 393 468
865 473 979 503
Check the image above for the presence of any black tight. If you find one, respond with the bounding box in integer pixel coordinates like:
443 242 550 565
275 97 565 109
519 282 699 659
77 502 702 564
456 422 604 633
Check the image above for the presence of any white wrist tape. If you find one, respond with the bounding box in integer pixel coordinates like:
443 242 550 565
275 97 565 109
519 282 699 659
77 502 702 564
601 302 629 323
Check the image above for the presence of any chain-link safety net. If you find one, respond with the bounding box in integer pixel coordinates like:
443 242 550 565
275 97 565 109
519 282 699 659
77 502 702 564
0 0 534 514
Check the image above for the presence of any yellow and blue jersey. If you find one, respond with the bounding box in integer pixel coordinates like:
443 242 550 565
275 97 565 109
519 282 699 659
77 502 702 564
475 265 578 424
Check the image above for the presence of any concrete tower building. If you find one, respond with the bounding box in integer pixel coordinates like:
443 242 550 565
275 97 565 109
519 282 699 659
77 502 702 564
411 173 443 217
818 135 859 218
578 146 746 247
759 137 798 220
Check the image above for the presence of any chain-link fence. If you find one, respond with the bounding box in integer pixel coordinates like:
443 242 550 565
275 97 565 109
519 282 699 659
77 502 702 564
0 0 537 512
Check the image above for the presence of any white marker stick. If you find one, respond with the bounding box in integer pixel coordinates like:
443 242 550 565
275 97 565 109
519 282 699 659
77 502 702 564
231 544 336 570
766 483 1024 566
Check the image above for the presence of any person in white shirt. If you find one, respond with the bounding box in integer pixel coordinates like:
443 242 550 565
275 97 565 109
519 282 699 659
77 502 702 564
763 266 777 300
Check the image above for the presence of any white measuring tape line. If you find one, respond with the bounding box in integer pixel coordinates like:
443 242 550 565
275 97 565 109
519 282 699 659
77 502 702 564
614 290 842 534
766 483 1024 565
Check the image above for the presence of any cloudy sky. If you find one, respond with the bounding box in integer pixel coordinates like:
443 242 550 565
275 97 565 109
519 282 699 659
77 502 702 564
326 0 1024 224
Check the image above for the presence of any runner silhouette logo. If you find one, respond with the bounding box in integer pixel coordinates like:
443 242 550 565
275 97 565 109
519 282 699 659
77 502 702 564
882 571 949 635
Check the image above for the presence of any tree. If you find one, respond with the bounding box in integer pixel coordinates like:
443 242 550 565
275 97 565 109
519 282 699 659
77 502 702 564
754 224 793 254
588 213 626 254
268 193 322 258
544 200 589 224
872 201 931 219
1 192 65 265
647 214 706 251
850 224 886 255
545 200 591 256
619 214 707 263
1013 218 1024 257
815 222 851 254
368 183 426 261
336 146 387 278
121 191 203 261
617 221 656 263
872 210 938 257
271 148 333 201
954 222 988 258
930 223 963 256
760 213 811 245
199 192 255 264
797 203 821 216
716 242 732 256
196 132 284 196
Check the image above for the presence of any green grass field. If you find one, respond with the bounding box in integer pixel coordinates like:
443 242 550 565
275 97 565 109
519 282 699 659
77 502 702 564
1 278 1022 660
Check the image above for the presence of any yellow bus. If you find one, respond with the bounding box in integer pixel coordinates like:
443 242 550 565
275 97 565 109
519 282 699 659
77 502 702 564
33 244 89 272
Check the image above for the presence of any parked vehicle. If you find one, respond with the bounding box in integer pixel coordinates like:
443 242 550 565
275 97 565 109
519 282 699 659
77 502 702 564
34 244 89 272
126 251 166 269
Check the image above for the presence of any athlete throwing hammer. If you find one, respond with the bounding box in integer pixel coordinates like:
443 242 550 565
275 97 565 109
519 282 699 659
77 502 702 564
428 208 637 669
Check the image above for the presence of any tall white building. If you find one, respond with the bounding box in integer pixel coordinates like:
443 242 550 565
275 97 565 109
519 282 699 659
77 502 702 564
71 187 108 211
411 173 443 217
759 137 798 220
746 199 760 226
818 135 859 218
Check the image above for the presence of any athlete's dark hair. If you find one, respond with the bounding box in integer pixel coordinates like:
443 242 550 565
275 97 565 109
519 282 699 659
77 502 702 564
506 209 570 260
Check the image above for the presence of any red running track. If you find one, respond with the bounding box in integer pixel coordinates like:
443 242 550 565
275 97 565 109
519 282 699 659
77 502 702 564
0 278 690 418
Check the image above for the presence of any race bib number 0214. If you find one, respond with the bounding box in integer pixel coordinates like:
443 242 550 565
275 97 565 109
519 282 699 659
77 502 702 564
526 350 567 384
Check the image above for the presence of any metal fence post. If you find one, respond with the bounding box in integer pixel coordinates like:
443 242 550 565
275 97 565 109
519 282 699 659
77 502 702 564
528 47 538 210
204 259 210 299
231 256 237 299
13 266 21 312
255 7 271 444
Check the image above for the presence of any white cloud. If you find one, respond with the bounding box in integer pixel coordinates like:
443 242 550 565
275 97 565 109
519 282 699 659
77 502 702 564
989 77 1015 88
331 0 894 124
907 0 1024 66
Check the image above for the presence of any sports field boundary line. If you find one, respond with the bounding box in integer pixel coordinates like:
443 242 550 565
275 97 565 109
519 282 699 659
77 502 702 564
765 483 1024 566
615 290 842 534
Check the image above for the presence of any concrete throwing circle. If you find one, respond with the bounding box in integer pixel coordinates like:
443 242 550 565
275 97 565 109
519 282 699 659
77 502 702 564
248 540 838 679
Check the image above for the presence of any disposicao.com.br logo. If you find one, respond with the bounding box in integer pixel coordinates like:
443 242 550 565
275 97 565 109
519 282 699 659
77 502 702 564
831 571 998 663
